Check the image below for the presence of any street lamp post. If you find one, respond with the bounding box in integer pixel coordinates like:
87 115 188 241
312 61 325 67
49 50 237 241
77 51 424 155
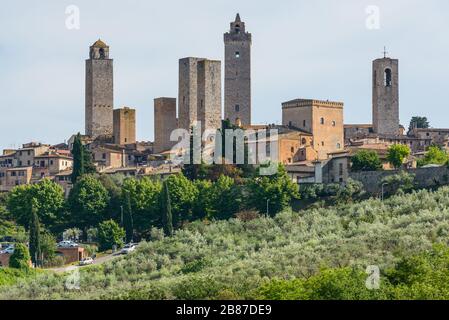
266 199 269 218
381 183 388 201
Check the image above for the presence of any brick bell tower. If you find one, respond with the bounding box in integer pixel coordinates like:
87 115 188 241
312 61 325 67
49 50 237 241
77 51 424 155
224 14 252 126
85 39 114 138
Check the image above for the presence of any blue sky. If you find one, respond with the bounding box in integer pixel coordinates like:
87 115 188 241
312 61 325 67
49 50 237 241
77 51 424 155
1 0 449 150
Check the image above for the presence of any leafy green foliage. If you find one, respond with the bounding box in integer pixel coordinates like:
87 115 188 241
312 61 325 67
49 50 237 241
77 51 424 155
121 177 162 235
246 164 299 215
98 220 125 251
387 144 411 169
408 116 430 133
71 133 96 183
417 146 449 167
0 268 37 287
68 175 110 232
40 231 57 267
160 181 173 237
98 173 125 221
4 187 449 299
165 173 198 227
6 179 65 229
211 175 241 220
29 199 41 266
9 243 31 270
123 193 134 243
256 268 388 300
351 150 382 172
381 171 415 196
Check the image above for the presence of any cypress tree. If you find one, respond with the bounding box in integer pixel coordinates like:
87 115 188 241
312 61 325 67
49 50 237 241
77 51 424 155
124 192 134 243
161 181 173 237
29 199 42 267
71 133 85 183
71 133 96 183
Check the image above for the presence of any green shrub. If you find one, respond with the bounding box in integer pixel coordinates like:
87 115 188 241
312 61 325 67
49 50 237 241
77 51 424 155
98 220 125 251
0 268 36 286
9 244 31 270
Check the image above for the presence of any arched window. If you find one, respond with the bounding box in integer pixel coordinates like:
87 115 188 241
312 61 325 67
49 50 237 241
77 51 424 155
320 117 325 125
235 105 240 112
235 25 240 33
384 68 392 87
332 121 336 127
99 48 105 59
301 138 307 145
291 147 294 153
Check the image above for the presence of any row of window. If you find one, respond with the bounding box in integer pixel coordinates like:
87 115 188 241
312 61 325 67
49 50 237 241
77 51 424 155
0 171 27 178
0 180 25 186
288 119 338 128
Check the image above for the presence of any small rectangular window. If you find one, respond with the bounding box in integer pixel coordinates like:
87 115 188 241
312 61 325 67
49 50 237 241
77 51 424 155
235 52 240 58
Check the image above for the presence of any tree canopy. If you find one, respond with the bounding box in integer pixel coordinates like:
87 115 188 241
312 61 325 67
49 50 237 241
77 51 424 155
246 164 300 215
71 133 96 183
351 150 383 172
7 179 65 229
408 116 430 133
417 146 449 167
68 175 110 232
387 144 411 169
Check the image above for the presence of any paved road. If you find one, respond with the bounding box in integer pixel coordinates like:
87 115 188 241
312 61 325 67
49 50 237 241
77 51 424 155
50 252 122 274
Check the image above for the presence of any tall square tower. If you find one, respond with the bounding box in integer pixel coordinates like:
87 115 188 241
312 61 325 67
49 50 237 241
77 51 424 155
224 14 252 126
85 39 114 138
113 107 136 145
372 56 399 135
154 97 178 153
178 57 222 135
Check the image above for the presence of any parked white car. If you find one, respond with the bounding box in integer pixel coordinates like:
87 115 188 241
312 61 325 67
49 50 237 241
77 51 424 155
0 247 14 254
57 240 79 248
79 257 94 266
120 243 136 255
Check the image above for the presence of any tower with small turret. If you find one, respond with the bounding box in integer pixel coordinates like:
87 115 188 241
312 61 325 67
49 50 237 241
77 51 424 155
224 14 252 126
85 39 114 138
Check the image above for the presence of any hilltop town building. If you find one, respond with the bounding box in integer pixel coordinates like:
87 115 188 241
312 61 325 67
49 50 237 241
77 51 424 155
282 99 344 160
113 107 136 145
0 143 72 192
85 39 114 138
372 56 400 135
154 98 178 153
178 57 222 135
224 14 252 126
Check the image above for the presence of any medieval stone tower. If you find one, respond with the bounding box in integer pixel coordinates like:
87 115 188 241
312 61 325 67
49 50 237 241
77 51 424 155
178 57 222 135
372 55 399 135
85 39 114 138
154 97 178 153
113 107 136 145
224 14 252 126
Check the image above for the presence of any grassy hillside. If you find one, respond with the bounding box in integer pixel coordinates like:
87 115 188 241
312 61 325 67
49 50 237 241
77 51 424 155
2 186 449 300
